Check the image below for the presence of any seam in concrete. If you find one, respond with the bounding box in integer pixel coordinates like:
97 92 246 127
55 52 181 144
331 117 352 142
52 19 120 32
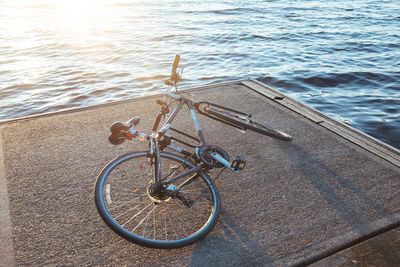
242 79 400 167
0 127 16 267
285 210 400 267
242 79 400 265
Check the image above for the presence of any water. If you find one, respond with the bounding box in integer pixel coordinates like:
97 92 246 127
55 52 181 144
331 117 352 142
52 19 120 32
1 0 399 149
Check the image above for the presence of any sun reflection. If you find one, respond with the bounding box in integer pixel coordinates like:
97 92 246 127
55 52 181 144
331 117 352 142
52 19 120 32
54 0 100 16
9 0 110 32
52 0 107 30
3 0 117 87
54 0 97 10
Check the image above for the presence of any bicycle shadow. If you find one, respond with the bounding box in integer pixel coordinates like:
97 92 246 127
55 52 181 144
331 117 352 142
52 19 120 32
189 207 275 266
188 139 399 266
276 141 399 265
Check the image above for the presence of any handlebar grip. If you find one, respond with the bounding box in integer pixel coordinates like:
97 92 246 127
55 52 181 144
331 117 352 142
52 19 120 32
152 113 162 132
171 55 180 76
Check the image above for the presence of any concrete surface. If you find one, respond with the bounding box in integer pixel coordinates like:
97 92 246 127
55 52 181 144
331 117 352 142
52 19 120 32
0 80 399 266
310 227 400 267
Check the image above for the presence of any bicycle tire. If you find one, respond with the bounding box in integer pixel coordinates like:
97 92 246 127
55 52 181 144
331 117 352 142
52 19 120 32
203 105 292 141
95 151 220 248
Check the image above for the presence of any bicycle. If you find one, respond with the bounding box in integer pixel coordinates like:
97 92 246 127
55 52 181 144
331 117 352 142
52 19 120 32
94 55 292 248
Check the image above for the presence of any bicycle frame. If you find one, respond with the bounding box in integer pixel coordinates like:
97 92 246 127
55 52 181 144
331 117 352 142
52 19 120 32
96 56 291 248
95 55 292 248
150 94 243 186
149 92 209 185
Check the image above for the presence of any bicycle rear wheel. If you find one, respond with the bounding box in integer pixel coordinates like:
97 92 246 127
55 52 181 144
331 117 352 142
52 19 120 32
95 151 220 248
200 103 292 141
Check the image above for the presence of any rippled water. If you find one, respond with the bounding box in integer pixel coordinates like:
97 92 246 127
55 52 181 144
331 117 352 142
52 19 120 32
1 0 399 149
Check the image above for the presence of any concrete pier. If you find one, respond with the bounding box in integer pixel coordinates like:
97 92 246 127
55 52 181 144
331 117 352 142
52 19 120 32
1 80 399 266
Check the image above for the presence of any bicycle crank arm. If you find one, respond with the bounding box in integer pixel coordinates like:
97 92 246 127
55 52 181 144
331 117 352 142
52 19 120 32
211 152 245 173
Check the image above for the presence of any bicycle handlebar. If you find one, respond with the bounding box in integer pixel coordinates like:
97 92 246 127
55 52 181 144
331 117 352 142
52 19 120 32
171 55 180 77
169 55 181 84
109 56 185 145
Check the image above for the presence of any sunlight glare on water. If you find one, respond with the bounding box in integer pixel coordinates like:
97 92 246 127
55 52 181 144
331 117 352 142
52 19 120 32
0 0 399 149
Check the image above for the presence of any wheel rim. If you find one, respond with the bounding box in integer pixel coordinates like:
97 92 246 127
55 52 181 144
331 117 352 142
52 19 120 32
96 152 219 247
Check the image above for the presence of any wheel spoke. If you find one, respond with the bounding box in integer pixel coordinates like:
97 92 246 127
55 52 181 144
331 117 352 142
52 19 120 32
108 184 146 193
163 207 168 240
121 202 153 227
179 186 205 193
132 203 158 233
107 193 148 211
169 207 188 237
178 176 202 190
95 151 220 248
165 207 178 240
113 203 141 220
162 156 193 182
154 205 157 240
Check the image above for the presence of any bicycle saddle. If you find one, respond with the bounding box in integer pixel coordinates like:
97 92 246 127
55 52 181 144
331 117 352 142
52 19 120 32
110 116 140 134
109 116 140 145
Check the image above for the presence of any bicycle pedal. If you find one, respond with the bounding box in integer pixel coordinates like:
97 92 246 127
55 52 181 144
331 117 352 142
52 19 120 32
230 156 246 171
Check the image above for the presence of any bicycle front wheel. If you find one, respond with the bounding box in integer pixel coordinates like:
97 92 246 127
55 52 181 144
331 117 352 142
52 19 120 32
203 104 292 141
95 151 220 248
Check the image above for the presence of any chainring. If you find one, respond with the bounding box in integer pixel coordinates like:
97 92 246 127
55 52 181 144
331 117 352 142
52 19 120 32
197 145 230 168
